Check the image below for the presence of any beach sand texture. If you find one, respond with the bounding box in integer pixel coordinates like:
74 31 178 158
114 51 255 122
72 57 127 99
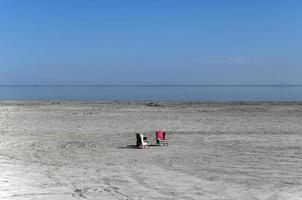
0 101 302 200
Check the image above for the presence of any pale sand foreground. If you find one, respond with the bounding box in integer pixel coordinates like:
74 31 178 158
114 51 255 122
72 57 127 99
0 101 302 200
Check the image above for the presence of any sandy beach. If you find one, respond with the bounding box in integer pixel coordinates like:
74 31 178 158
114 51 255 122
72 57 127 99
0 101 302 200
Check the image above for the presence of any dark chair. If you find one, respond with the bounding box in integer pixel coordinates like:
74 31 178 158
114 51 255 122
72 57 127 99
136 133 142 148
136 133 149 149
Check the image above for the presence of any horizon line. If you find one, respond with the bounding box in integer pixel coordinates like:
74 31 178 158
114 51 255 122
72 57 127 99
1 84 302 87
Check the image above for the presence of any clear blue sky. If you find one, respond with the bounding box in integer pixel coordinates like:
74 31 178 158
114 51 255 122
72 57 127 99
0 0 301 85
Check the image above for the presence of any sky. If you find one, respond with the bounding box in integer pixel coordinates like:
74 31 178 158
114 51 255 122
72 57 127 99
0 0 301 85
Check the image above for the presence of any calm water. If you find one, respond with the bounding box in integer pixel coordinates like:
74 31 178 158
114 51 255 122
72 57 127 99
1 86 302 101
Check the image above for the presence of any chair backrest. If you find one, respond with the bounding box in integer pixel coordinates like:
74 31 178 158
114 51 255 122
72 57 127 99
140 134 149 145
136 133 142 144
156 131 165 140
140 134 145 142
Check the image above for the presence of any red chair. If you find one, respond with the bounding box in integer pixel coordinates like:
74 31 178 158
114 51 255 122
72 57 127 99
156 131 168 146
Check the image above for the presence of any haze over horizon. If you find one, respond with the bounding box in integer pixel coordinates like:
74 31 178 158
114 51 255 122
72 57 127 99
1 0 301 85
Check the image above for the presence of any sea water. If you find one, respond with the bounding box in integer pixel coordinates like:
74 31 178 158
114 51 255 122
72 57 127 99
0 86 302 101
